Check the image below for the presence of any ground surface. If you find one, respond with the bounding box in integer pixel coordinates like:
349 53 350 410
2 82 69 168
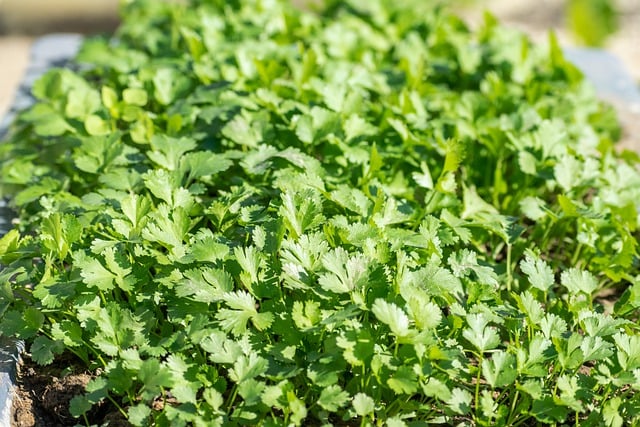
12 355 127 427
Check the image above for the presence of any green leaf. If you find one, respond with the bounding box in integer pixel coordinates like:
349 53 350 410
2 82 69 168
540 313 568 339
407 293 442 331
515 291 545 324
143 169 176 204
123 87 148 106
200 331 243 364
228 352 269 383
581 335 613 362
1 1 639 425
531 396 568 423
138 358 175 399
421 377 452 401
317 385 350 412
482 350 517 388
519 196 547 221
447 388 472 415
216 290 273 335
287 390 308 425
520 252 555 291
279 189 325 238
343 114 377 141
463 313 500 352
448 249 498 287
0 229 21 261
30 336 64 365
386 417 408 427
85 114 110 136
387 365 418 394
120 193 151 229
222 113 263 147
554 154 582 192
128 404 152 425
152 67 190 105
371 299 411 338
318 248 368 294
0 308 44 339
352 393 375 416
74 252 116 291
603 397 624 427
180 151 233 181
568 0 618 46
237 378 266 406
20 104 72 136
330 185 372 217
69 395 93 418
50 320 84 348
560 268 598 295
412 162 434 190
518 150 538 175
555 374 584 411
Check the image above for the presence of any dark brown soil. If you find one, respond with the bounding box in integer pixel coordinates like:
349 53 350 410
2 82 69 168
11 354 129 427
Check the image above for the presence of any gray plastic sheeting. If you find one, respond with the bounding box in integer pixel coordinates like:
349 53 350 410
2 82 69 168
565 48 640 112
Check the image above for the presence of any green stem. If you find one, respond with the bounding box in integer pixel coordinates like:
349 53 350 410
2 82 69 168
539 221 556 252
106 393 129 419
506 389 520 426
493 154 504 207
570 243 583 266
98 290 108 306
474 356 483 421
510 415 534 427
225 385 239 409
506 244 513 292
81 339 109 368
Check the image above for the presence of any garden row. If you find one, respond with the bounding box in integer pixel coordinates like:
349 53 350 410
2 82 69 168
1 0 639 425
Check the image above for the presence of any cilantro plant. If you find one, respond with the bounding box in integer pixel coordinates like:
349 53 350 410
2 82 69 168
1 0 640 425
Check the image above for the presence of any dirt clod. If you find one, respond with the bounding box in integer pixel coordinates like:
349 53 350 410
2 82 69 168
11 354 128 427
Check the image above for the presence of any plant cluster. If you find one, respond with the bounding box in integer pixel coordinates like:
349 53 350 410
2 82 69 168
1 0 639 425
567 0 619 46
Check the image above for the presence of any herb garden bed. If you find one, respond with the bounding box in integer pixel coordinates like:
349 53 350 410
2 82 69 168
2 1 640 426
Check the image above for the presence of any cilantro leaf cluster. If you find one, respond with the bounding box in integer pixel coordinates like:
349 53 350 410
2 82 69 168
1 0 639 425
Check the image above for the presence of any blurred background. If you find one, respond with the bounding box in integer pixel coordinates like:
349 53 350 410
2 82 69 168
1 0 639 118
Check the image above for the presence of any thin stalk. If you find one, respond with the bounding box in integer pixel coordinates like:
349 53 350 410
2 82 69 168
492 154 504 207
511 415 534 427
570 243 583 266
506 389 520 426
224 384 239 409
506 244 513 292
98 290 108 306
474 356 483 421
81 339 109 368
106 394 129 419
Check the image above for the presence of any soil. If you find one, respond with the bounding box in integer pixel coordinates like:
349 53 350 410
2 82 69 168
11 353 129 427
